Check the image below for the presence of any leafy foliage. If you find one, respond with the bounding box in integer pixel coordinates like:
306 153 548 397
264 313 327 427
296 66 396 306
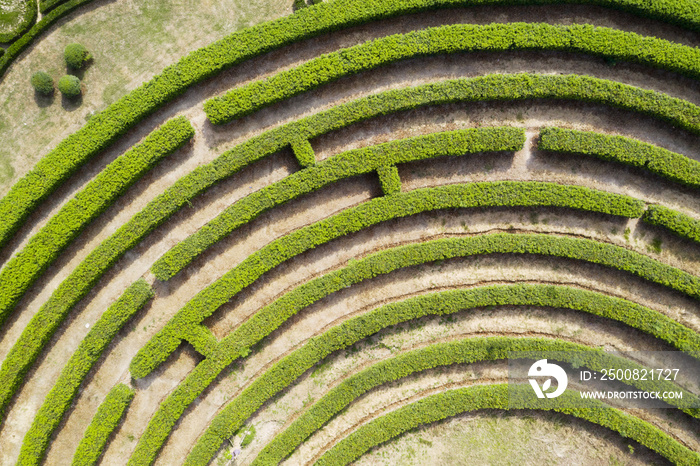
317 385 700 466
57 74 81 96
3 0 700 256
17 281 152 465
0 118 193 419
30 71 53 94
183 282 700 464
255 337 700 465
150 127 525 280
643 205 700 243
136 185 646 378
539 127 700 189
71 384 135 466
130 217 700 466
204 23 700 124
0 0 37 43
64 43 91 68
377 165 402 195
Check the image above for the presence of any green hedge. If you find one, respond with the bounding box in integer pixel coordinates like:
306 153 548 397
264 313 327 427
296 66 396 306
317 384 700 466
0 116 192 330
71 384 135 466
204 22 700 124
0 0 96 76
254 337 700 465
0 122 195 419
539 127 700 189
3 0 700 256
150 127 525 280
134 183 647 378
129 228 700 466
643 205 700 243
377 165 402 195
153 74 700 280
0 0 37 43
16 280 152 465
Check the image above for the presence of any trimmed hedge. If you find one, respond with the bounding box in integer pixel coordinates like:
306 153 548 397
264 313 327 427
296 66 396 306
3 0 700 255
0 116 192 331
254 337 700 465
317 384 700 466
377 165 402 195
17 280 153 465
130 234 700 466
134 183 647 378
71 384 135 466
154 65 700 282
0 0 96 77
30 71 53 94
150 127 526 279
0 119 193 420
0 0 37 43
204 22 700 124
539 127 700 189
182 283 700 463
643 204 700 243
57 74 81 96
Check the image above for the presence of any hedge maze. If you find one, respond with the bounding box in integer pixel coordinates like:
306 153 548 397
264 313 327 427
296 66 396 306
2 0 700 464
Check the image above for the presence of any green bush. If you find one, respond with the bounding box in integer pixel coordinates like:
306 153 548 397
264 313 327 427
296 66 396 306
539 127 700 189
292 0 307 11
3 0 700 258
17 281 152 466
71 384 135 466
204 23 700 124
150 127 525 280
643 205 700 243
57 74 81 96
64 43 91 68
181 282 700 464
0 117 193 419
377 165 402 195
254 337 699 465
0 0 37 43
135 184 647 378
317 385 700 466
30 71 53 95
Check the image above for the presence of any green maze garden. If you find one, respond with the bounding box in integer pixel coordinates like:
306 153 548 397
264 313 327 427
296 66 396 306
1 0 700 464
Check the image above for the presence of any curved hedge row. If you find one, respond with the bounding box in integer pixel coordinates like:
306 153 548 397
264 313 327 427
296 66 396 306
133 183 648 378
130 228 700 466
316 384 700 466
0 116 192 329
153 73 700 283
539 127 700 189
16 279 153 465
0 0 37 43
644 204 700 243
71 384 135 466
254 337 700 465
182 281 700 465
204 22 700 124
151 126 526 280
0 0 97 76
3 0 700 254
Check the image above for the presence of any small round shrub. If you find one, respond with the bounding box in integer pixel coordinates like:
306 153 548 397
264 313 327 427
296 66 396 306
57 75 82 97
31 71 54 95
64 43 91 69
